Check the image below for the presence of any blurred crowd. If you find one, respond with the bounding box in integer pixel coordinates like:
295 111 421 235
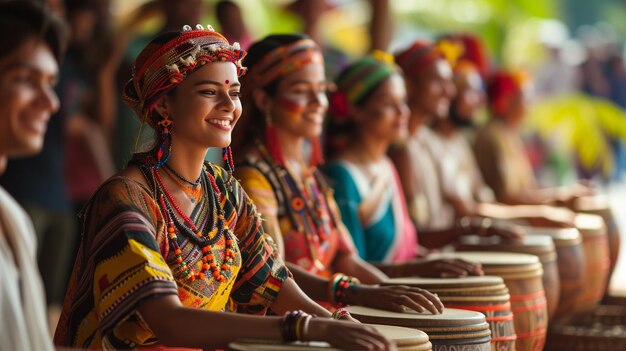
2 0 626 335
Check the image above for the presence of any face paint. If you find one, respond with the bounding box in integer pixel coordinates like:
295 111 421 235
277 93 308 120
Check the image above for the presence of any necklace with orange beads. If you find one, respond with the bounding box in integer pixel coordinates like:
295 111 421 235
155 167 235 283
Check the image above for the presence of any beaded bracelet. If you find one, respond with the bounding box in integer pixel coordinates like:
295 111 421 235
328 273 361 307
282 310 315 342
331 308 351 320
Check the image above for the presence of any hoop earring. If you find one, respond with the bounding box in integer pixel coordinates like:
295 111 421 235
265 116 285 166
155 112 174 168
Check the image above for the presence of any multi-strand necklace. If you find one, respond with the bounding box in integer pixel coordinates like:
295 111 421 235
154 166 235 283
162 163 203 203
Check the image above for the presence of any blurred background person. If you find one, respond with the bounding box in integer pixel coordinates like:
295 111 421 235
0 0 67 348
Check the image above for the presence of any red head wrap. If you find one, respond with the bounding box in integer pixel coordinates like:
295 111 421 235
487 70 527 116
123 25 247 127
394 40 444 77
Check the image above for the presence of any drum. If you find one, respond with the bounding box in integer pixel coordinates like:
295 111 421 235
383 276 516 351
456 234 560 321
575 195 620 291
344 306 491 351
572 304 626 326
430 252 547 351
522 227 586 320
574 213 610 311
228 324 432 351
545 324 626 351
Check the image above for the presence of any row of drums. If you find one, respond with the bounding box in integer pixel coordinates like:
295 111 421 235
229 197 620 350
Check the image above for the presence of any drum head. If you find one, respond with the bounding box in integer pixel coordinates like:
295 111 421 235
457 234 555 257
383 276 504 289
228 341 336 350
345 306 486 328
575 213 606 236
430 251 539 266
522 227 582 246
367 324 431 349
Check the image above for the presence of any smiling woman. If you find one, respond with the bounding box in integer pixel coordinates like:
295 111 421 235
52 25 395 351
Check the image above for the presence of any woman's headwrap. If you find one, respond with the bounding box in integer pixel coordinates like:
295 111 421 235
330 51 399 119
326 51 400 154
487 70 528 116
249 38 322 88
436 35 483 90
123 24 247 127
394 40 444 78
438 33 490 79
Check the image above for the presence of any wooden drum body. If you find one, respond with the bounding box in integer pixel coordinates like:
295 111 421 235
431 252 548 351
229 324 432 351
383 276 516 351
345 306 492 351
545 324 626 351
456 234 560 321
574 213 610 311
522 226 586 320
575 195 619 293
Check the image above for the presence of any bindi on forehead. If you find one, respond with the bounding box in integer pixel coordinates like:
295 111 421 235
225 80 229 84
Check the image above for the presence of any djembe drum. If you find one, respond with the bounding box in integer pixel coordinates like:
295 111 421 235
574 213 610 311
521 226 585 320
228 324 433 351
344 306 492 351
430 252 547 351
455 234 560 321
574 195 620 287
382 276 516 351
545 324 626 351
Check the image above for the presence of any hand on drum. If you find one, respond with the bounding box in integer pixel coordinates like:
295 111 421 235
483 222 525 241
349 285 444 315
306 318 397 350
407 258 484 277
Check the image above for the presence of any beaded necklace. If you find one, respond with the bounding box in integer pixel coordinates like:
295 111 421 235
256 141 339 242
162 164 203 203
154 167 235 283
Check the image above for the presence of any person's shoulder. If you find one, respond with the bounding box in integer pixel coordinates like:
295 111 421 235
92 167 155 209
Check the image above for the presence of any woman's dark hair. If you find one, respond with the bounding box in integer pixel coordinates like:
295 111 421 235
0 0 68 63
231 33 308 158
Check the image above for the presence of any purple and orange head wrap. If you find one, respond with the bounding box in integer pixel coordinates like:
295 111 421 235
123 24 247 127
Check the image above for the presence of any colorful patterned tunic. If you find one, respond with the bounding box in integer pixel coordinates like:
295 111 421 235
54 162 288 349
235 145 354 278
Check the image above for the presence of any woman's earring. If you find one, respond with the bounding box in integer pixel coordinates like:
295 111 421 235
223 146 235 173
265 116 285 166
155 112 174 168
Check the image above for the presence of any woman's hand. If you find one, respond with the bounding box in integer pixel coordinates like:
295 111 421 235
306 318 396 351
407 258 484 277
484 222 525 240
348 285 444 314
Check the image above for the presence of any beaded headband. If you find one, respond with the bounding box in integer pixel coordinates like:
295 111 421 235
330 51 399 118
123 24 247 126
250 38 323 87
395 40 444 77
